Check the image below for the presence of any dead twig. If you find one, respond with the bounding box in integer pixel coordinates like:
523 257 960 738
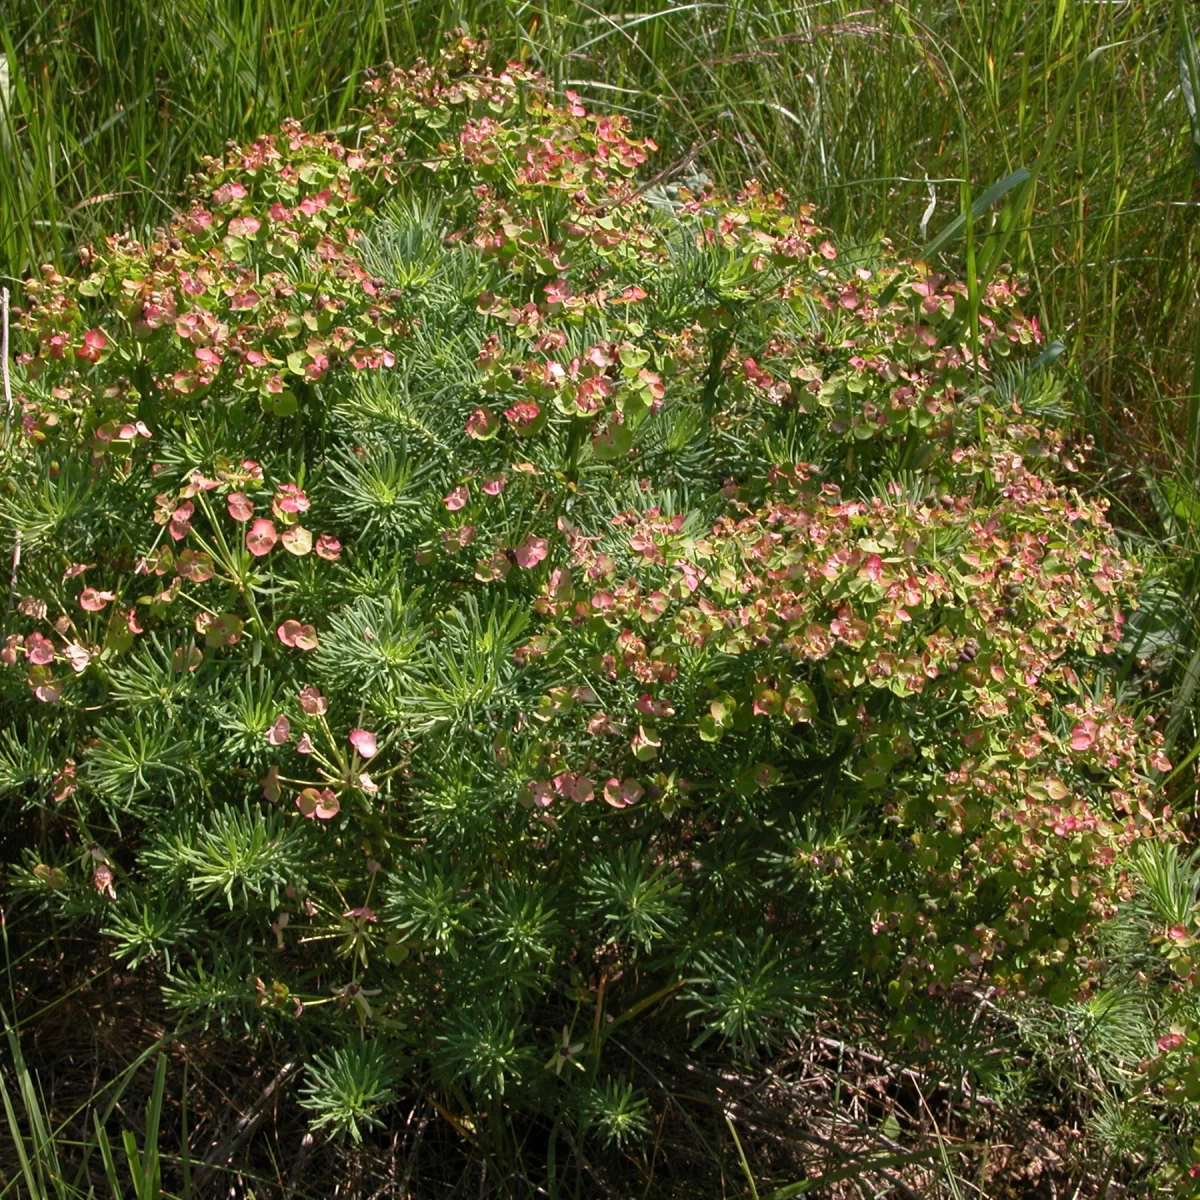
193 1060 301 1195
630 136 718 200
398 1101 430 1200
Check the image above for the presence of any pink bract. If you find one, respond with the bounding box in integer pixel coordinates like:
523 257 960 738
443 485 469 511
277 620 319 651
465 407 497 438
25 633 55 665
515 536 548 569
168 502 194 542
79 588 115 612
75 328 109 363
93 863 117 900
296 788 340 820
349 729 378 759
603 778 645 808
266 715 291 745
1070 720 1098 752
227 492 255 521
281 525 313 556
315 534 342 561
274 484 310 514
246 518 278 556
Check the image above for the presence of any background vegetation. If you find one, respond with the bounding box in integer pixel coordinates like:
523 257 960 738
3 1 1198 439
0 2 1198 1197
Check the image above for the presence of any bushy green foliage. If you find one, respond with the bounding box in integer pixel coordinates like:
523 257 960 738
0 38 1188 1173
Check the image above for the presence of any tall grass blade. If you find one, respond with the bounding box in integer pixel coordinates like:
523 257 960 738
94 1114 126 1200
1178 0 1200 465
1 1004 71 1200
922 167 1031 259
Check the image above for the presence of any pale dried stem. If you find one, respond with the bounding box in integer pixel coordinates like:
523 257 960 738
2 286 20 614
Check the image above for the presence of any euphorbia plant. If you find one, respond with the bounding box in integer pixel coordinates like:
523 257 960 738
0 37 1177 1149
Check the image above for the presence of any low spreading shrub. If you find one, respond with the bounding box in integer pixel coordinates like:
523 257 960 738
0 36 1188 1174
